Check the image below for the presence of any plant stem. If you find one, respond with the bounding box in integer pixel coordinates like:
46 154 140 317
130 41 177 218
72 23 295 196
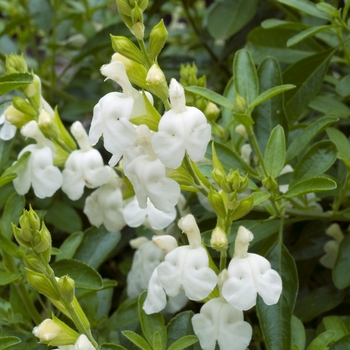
183 154 209 196
138 39 153 69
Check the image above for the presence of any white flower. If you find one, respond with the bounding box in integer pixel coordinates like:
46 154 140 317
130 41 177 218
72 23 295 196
320 223 344 269
62 121 109 201
222 226 282 311
0 111 17 140
127 239 165 298
240 143 252 164
84 167 125 232
156 214 217 301
152 79 211 169
123 197 176 231
13 121 63 198
89 61 152 166
74 334 95 350
125 155 180 213
33 319 61 342
192 297 252 350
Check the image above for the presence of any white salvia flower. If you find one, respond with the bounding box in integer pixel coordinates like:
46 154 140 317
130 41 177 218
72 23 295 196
222 226 282 311
62 121 109 200
74 334 95 350
33 319 61 341
320 223 344 269
152 79 211 169
0 111 17 140
89 61 152 166
192 297 252 350
123 197 176 230
127 239 165 298
156 214 217 301
84 167 125 232
13 121 63 198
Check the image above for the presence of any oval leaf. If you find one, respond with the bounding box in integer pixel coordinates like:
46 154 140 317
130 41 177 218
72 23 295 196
287 25 334 47
0 73 34 96
333 233 350 289
0 336 21 350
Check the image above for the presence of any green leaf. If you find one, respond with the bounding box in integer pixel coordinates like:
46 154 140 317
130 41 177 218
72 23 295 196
323 316 348 342
106 297 139 331
51 259 103 290
291 316 306 350
326 127 350 168
153 332 162 350
252 191 271 206
248 84 295 111
283 48 335 125
232 113 255 128
233 49 259 106
101 344 127 350
184 86 235 109
167 311 196 349
167 335 198 350
287 25 334 47
306 331 335 350
333 233 350 289
0 192 25 238
28 0 53 32
292 140 337 182
253 57 289 154
138 291 167 350
246 27 323 65
331 334 350 350
0 151 30 188
286 116 339 162
284 176 337 198
0 336 21 350
0 73 34 96
206 0 258 39
257 243 298 350
276 0 331 20
74 226 121 269
0 231 21 258
336 74 350 97
0 272 21 285
294 286 344 322
122 331 152 350
264 125 286 178
309 94 350 118
56 232 84 262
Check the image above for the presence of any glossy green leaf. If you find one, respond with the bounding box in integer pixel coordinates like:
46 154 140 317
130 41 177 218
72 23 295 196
309 94 350 118
0 192 25 238
0 151 30 188
264 125 286 178
292 141 337 182
306 331 335 350
326 127 350 168
283 48 335 125
0 73 33 96
167 335 198 350
138 291 167 350
0 336 21 350
276 0 330 20
253 57 288 154
252 191 271 206
336 74 350 97
232 113 255 128
287 25 334 47
206 0 258 39
248 84 295 111
185 86 235 110
316 2 339 17
167 311 196 348
51 259 103 290
291 316 306 350
322 316 348 342
294 286 344 322
74 226 121 269
286 116 339 162
246 27 322 64
234 49 259 106
56 232 84 262
0 272 21 285
331 334 350 350
122 331 152 350
257 243 298 350
333 233 350 289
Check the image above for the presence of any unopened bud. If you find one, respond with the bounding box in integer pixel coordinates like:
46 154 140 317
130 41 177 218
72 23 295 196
12 97 37 119
227 169 240 192
149 19 168 60
204 102 220 121
18 206 41 241
12 224 31 249
32 222 51 260
146 64 168 100
152 235 178 253
212 168 230 193
262 176 278 191
5 54 28 74
130 236 149 249
110 35 144 64
210 226 228 252
23 254 45 273
234 94 246 113
131 21 145 40
57 275 75 303
235 124 248 139
25 268 60 300
116 0 133 16
207 188 227 219
230 195 254 221
4 105 32 128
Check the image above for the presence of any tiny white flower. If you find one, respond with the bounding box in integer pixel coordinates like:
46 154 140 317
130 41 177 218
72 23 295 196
74 334 95 350
156 214 217 301
33 319 61 341
152 79 211 169
123 197 176 230
13 121 63 198
192 297 252 350
234 124 248 139
0 111 17 140
62 121 109 200
222 226 282 311
84 167 125 232
240 143 252 164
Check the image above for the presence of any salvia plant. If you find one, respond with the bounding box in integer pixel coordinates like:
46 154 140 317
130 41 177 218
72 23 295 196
1 0 350 349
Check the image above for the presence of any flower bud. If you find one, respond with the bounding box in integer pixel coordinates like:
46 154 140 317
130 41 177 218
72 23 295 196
146 64 168 100
207 188 227 219
12 224 31 249
234 94 246 113
212 168 229 191
149 19 168 60
4 105 32 128
12 97 38 119
235 124 248 139
110 35 144 64
32 222 51 260
131 21 145 40
18 206 40 240
234 226 253 258
5 54 28 74
26 75 41 108
57 275 75 303
230 195 254 221
152 235 178 253
23 253 46 273
238 174 249 194
210 226 228 252
38 108 60 140
129 236 149 249
227 169 240 192
25 268 60 300
116 0 133 16
204 102 220 122
262 176 278 191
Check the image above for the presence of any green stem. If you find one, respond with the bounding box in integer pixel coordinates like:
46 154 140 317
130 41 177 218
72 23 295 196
183 154 209 196
248 127 267 176
219 250 227 271
138 39 153 69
